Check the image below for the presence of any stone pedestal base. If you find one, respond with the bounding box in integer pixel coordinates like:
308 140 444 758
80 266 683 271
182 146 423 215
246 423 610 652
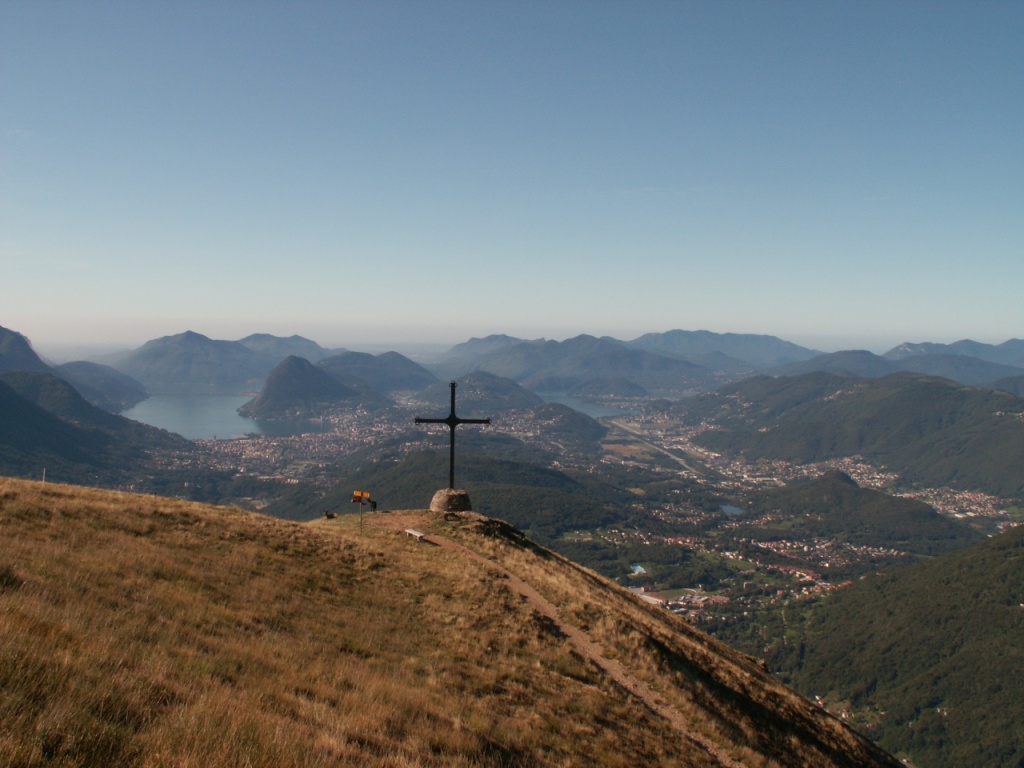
429 488 473 512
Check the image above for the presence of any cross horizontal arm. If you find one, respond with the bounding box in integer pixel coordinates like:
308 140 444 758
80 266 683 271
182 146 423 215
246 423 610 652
415 416 491 427
413 381 491 490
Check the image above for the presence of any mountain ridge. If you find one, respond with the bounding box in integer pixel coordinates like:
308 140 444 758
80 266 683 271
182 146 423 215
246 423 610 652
112 331 342 396
0 476 900 767
114 331 271 394
774 349 1024 385
629 329 821 370
0 372 186 484
11 324 1024 404
53 360 148 412
884 338 1024 368
433 334 721 395
318 350 438 393
0 325 53 374
681 371 1024 498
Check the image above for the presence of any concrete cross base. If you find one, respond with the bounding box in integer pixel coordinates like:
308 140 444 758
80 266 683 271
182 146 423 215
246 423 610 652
429 488 473 512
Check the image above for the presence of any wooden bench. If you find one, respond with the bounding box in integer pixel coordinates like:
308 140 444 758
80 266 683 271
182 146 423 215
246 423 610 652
405 528 427 541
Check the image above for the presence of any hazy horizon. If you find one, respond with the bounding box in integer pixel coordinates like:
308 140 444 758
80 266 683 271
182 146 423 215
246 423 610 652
4 2 1021 354
19 323 1022 367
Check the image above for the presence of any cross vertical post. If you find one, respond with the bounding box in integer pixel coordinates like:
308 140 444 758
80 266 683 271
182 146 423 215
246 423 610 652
415 381 490 489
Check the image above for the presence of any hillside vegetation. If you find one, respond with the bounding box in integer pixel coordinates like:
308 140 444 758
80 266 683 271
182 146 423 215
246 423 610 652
762 524 1024 767
682 372 1024 498
264 444 632 544
0 477 897 767
745 471 983 558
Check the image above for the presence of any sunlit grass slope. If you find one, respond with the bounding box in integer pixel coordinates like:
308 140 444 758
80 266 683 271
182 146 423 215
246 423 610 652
0 477 896 767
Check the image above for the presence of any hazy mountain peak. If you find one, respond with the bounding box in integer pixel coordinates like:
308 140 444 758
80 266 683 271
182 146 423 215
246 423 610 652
628 329 820 370
884 338 1024 371
117 332 263 394
172 330 215 345
319 350 436 393
236 333 333 362
0 325 52 374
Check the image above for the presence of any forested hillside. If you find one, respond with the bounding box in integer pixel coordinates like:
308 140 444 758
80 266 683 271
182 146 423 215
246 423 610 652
760 524 1024 766
680 372 1024 498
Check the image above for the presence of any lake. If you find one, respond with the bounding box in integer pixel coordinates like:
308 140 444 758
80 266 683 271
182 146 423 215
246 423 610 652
535 393 635 418
122 394 317 440
123 391 636 441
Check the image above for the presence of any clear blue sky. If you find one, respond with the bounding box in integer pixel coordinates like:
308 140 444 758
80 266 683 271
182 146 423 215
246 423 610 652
3 1 1022 356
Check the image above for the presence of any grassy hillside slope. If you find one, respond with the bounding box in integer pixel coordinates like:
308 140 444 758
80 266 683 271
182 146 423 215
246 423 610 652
0 477 897 767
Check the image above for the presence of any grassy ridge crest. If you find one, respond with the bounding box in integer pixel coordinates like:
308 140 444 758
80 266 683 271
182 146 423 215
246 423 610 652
0 477 896 767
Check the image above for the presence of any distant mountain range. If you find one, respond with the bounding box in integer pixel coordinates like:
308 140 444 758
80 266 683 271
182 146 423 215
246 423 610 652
885 338 1024 368
629 328 822 370
4 322 1024 431
112 330 342 395
435 329 822 377
430 331 1024 394
429 333 724 395
773 349 1024 386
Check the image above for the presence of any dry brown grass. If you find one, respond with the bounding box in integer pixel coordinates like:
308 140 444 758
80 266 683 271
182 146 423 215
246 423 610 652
0 478 897 767
436 513 902 768
0 480 669 766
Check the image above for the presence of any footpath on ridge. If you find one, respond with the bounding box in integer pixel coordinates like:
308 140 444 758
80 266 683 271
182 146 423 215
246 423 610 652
378 510 744 768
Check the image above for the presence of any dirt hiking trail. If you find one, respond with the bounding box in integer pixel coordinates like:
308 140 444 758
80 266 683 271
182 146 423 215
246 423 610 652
378 512 745 768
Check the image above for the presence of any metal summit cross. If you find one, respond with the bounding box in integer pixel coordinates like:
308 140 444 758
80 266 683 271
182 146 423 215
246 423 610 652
415 381 491 489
